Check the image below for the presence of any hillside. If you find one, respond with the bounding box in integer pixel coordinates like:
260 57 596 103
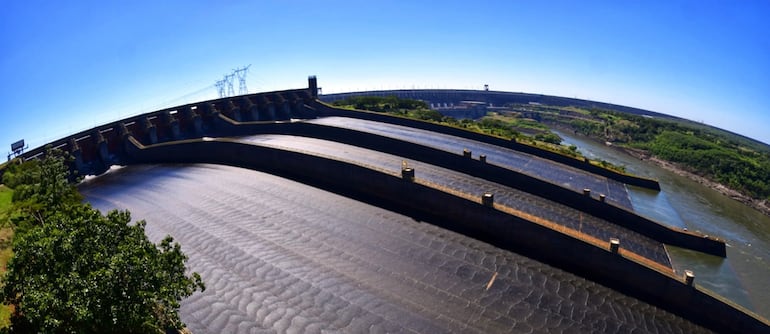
507 103 770 215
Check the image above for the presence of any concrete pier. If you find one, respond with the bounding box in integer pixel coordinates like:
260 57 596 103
610 238 620 253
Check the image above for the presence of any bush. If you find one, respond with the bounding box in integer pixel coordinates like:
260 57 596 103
1 148 204 333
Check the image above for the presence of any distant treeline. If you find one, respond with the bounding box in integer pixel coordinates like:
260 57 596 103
331 96 526 140
332 96 430 113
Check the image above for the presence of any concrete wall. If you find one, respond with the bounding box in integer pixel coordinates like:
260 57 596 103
19 95 721 257
312 102 662 190
124 137 768 334
16 88 315 176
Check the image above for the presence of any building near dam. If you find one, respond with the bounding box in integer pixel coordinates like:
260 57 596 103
12 77 770 333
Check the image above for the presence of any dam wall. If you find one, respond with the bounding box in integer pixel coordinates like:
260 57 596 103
203 118 724 257
10 95 721 257
313 102 661 190
14 88 315 176
124 137 768 334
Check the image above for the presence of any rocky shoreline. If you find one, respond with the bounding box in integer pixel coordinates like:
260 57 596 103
622 147 770 217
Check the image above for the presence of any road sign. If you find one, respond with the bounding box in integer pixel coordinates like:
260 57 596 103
11 139 24 153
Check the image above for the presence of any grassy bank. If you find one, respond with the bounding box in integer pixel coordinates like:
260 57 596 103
0 184 14 328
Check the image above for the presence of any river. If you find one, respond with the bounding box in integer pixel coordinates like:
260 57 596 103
555 130 770 319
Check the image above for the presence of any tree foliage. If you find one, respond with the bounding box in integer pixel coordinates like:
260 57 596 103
648 131 770 199
332 96 443 121
534 132 563 145
1 148 204 333
554 106 770 201
332 95 428 112
1 151 81 234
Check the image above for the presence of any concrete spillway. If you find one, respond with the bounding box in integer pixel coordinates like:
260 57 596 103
81 164 709 333
23 77 763 332
308 117 633 210
236 134 670 267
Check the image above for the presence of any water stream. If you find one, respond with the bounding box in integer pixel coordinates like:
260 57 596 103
555 130 770 318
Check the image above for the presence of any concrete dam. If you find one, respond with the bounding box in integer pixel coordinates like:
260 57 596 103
18 77 770 333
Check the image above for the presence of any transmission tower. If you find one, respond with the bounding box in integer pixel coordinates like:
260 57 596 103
234 64 251 95
215 65 251 98
224 73 236 97
215 79 226 98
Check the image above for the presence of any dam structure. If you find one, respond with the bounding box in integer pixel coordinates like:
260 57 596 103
17 77 769 333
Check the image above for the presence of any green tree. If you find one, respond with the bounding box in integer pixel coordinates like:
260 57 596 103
534 132 562 145
3 208 204 333
2 148 82 232
1 148 204 333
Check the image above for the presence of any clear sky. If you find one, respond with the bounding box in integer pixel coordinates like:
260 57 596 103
2 0 769 155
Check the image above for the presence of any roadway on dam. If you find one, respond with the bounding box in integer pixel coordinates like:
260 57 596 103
308 117 633 210
236 134 671 267
80 164 707 334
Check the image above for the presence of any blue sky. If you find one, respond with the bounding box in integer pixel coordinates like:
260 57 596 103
2 0 769 154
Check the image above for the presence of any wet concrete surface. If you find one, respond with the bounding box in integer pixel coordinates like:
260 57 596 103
80 164 706 333
308 117 632 210
237 135 671 267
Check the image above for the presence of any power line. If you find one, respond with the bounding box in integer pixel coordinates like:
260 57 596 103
225 73 236 97
146 84 216 111
215 65 251 98
235 65 250 95
215 80 226 98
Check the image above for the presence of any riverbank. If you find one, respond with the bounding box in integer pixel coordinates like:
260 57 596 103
0 185 14 329
622 147 770 217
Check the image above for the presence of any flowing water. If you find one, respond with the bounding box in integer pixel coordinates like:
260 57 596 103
555 130 770 318
81 160 711 333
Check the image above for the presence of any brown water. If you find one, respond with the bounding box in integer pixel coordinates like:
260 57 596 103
555 130 770 319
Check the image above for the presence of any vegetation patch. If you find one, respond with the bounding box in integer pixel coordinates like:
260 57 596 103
647 131 770 198
0 185 12 329
0 148 204 333
510 103 770 202
0 186 11 216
